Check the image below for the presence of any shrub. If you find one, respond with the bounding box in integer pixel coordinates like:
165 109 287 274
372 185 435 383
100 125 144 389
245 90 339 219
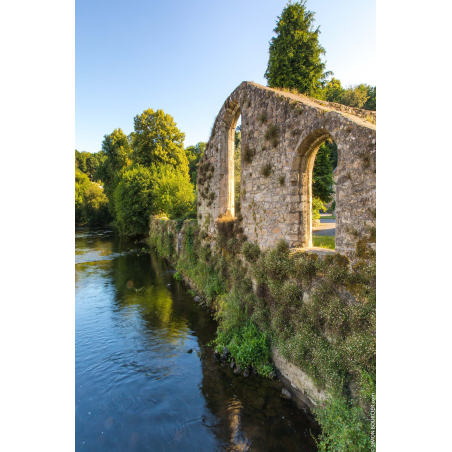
242 241 261 263
258 112 268 124
314 394 372 451
264 124 279 148
115 164 195 235
114 165 156 235
243 145 255 164
261 163 272 177
215 320 273 377
82 184 112 226
312 196 325 222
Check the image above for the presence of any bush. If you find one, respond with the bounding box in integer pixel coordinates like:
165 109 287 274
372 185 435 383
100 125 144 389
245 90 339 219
149 164 196 219
242 241 261 263
261 163 272 177
115 164 196 235
75 168 91 224
264 124 279 148
114 165 155 235
82 184 112 226
314 394 372 451
312 196 325 222
215 320 273 377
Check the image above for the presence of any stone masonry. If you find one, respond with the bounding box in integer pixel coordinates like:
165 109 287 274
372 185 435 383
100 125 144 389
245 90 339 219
197 82 376 259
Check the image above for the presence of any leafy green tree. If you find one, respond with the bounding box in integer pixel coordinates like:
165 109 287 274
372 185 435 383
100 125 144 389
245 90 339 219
95 128 132 217
132 109 188 170
341 84 369 108
363 85 376 111
264 1 332 96
114 165 155 236
114 162 196 235
312 196 325 222
81 184 112 226
322 78 344 103
75 150 87 174
313 142 334 203
75 168 91 224
149 165 196 219
185 141 206 185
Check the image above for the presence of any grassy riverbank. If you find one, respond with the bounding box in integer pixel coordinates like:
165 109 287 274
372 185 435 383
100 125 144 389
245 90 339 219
147 215 375 450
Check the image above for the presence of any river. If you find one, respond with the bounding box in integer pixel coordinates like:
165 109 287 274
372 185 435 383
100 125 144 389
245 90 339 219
75 227 320 451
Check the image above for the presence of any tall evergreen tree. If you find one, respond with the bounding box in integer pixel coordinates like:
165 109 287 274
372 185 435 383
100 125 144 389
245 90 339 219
264 1 332 96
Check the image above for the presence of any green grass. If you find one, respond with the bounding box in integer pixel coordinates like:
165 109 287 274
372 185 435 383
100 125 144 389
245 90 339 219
313 235 335 250
320 215 336 219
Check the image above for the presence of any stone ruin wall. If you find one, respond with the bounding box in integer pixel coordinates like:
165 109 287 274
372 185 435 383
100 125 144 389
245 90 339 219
197 82 376 260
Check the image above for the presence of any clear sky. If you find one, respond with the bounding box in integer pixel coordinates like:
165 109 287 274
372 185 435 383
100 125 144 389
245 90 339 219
76 0 376 154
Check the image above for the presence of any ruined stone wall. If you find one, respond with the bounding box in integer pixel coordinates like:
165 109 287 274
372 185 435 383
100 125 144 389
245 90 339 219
197 82 376 260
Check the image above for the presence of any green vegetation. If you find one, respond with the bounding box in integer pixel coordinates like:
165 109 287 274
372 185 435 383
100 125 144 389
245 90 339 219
131 109 188 170
185 142 206 185
264 1 331 96
75 149 106 181
148 215 375 452
322 78 376 110
312 196 325 222
264 124 279 148
260 163 272 178
265 3 376 111
76 109 198 234
313 141 334 204
75 165 112 226
313 235 335 250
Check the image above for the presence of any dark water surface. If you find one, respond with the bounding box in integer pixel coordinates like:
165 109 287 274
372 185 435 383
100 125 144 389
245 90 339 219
75 227 320 451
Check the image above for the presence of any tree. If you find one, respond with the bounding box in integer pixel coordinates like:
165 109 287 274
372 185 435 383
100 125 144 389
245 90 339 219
363 85 376 111
313 142 334 204
132 109 188 170
312 196 325 222
185 142 206 185
114 163 196 235
75 168 91 224
264 1 332 96
81 184 112 226
341 84 369 108
323 78 344 103
95 128 132 217
114 165 155 236
149 165 196 219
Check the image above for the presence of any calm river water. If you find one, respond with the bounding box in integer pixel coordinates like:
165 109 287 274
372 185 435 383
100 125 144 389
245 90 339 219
75 227 320 451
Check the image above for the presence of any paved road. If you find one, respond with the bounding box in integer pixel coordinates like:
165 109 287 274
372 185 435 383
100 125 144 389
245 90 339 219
313 219 336 236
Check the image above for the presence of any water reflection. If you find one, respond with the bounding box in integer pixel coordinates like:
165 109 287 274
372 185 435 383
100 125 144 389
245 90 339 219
75 228 319 451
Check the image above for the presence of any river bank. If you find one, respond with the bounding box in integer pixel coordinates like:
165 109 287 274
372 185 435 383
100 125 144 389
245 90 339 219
147 215 376 450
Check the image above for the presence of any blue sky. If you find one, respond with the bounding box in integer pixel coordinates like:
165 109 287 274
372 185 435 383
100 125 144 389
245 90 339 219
76 0 376 154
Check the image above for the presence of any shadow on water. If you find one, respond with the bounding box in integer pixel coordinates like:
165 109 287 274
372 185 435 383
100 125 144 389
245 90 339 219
75 227 320 451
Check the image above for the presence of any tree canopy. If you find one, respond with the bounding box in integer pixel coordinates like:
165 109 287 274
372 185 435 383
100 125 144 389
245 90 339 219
264 1 331 96
132 109 188 170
